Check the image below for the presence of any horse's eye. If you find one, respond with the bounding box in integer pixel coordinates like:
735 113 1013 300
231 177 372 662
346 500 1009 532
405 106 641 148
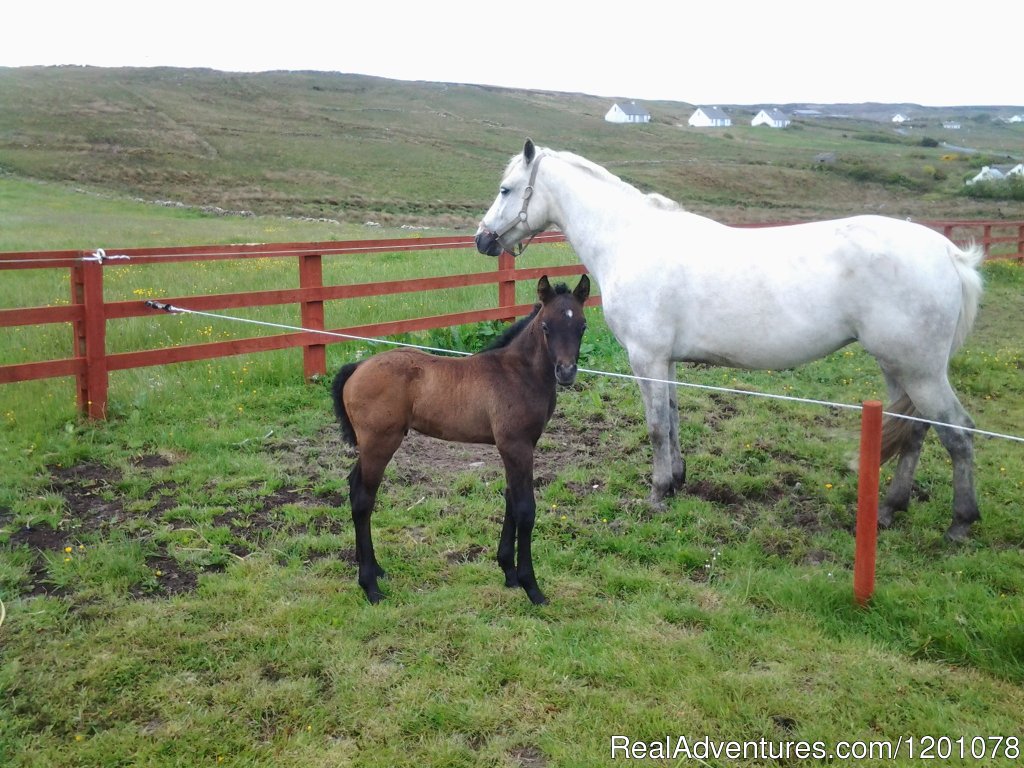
499 186 511 197
541 321 549 334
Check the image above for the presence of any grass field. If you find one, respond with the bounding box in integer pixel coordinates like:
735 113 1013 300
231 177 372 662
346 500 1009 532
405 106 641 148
2 70 1023 766
2 217 1023 766
2 67 1023 228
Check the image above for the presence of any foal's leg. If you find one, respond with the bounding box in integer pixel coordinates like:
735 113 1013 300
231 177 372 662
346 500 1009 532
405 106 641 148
348 460 385 604
629 353 677 506
348 438 402 603
497 442 546 605
497 493 519 589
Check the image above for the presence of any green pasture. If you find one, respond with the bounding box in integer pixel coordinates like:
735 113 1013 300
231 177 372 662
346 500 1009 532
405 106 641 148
3 67 1023 228
2 199 1024 766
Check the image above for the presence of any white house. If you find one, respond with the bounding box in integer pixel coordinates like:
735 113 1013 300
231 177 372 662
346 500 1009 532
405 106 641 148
966 166 1005 185
605 101 651 124
942 121 961 130
892 113 908 123
688 106 731 128
1008 164 1024 178
751 108 791 128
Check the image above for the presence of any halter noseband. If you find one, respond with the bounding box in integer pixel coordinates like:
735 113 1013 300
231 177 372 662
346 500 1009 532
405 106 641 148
492 155 543 256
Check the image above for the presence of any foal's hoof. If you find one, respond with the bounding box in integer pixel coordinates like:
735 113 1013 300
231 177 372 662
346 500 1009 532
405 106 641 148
526 588 548 606
877 505 896 529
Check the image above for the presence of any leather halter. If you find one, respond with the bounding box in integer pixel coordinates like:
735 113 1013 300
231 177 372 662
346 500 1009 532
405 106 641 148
491 155 543 256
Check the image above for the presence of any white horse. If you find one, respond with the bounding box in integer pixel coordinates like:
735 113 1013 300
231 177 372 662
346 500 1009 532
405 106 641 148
476 139 985 541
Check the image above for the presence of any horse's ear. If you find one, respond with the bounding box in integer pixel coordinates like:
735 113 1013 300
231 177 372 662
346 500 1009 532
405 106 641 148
524 138 536 165
573 275 591 304
537 274 554 303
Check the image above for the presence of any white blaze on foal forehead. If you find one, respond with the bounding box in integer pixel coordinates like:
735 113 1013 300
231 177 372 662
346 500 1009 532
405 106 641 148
564 309 574 318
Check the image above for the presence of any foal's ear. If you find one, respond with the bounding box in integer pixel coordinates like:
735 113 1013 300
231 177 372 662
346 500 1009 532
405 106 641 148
537 274 554 303
524 138 536 164
573 274 591 304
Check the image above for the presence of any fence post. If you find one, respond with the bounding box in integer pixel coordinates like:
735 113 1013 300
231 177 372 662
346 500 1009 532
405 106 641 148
299 253 326 379
498 249 516 322
854 400 883 606
1017 223 1024 263
70 254 108 419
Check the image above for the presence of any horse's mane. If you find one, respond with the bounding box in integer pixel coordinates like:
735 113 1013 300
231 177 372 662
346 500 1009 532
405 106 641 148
528 147 683 211
481 282 572 352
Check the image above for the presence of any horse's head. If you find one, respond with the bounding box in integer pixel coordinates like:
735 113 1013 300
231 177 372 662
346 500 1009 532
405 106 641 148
475 138 550 258
535 273 590 386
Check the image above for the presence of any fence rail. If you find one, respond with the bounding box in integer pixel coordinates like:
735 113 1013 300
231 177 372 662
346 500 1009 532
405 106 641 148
2 220 1022 419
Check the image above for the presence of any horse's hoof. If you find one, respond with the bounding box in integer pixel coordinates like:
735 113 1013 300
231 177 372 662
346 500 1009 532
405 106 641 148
877 505 896 529
504 574 521 589
944 522 972 543
527 589 548 605
647 493 668 512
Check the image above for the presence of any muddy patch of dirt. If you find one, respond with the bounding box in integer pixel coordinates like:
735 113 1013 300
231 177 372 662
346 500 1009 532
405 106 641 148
381 416 604 490
3 414 614 601
3 453 347 599
444 544 487 564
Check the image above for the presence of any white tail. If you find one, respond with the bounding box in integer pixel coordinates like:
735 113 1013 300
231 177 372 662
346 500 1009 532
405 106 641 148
951 243 985 355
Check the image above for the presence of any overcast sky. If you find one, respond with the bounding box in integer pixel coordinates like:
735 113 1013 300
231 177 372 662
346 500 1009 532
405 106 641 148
6 1 1022 106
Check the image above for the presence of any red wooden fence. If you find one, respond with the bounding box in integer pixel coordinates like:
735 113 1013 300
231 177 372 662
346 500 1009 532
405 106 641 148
2 221 1022 419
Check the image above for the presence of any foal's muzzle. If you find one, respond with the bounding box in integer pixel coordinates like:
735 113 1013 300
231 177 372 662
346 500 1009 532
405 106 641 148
555 362 578 386
475 230 504 257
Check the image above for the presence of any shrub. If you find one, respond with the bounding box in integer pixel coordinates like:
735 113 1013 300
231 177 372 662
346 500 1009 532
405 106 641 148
857 132 904 145
920 137 940 148
821 158 928 191
963 176 1024 200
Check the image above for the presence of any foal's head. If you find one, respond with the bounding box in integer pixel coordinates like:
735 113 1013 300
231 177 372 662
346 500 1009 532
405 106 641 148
535 274 590 385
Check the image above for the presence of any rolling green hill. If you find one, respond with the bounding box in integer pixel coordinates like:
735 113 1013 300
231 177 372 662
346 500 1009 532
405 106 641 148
1 66 1022 231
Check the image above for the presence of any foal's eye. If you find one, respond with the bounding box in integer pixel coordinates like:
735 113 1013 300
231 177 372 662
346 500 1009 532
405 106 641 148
541 321 549 334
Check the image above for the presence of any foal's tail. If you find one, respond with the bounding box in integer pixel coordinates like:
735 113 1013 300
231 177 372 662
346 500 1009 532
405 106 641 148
880 394 917 464
332 362 361 447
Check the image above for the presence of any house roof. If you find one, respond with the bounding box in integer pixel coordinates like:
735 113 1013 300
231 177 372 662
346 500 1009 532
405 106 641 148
614 101 650 118
695 106 730 120
761 108 789 121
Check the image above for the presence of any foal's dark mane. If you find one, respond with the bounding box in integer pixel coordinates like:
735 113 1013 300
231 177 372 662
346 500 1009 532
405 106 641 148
481 282 573 353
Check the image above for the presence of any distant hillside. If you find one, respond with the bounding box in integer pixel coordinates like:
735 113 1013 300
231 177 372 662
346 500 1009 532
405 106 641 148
1 66 1021 228
758 102 1022 123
